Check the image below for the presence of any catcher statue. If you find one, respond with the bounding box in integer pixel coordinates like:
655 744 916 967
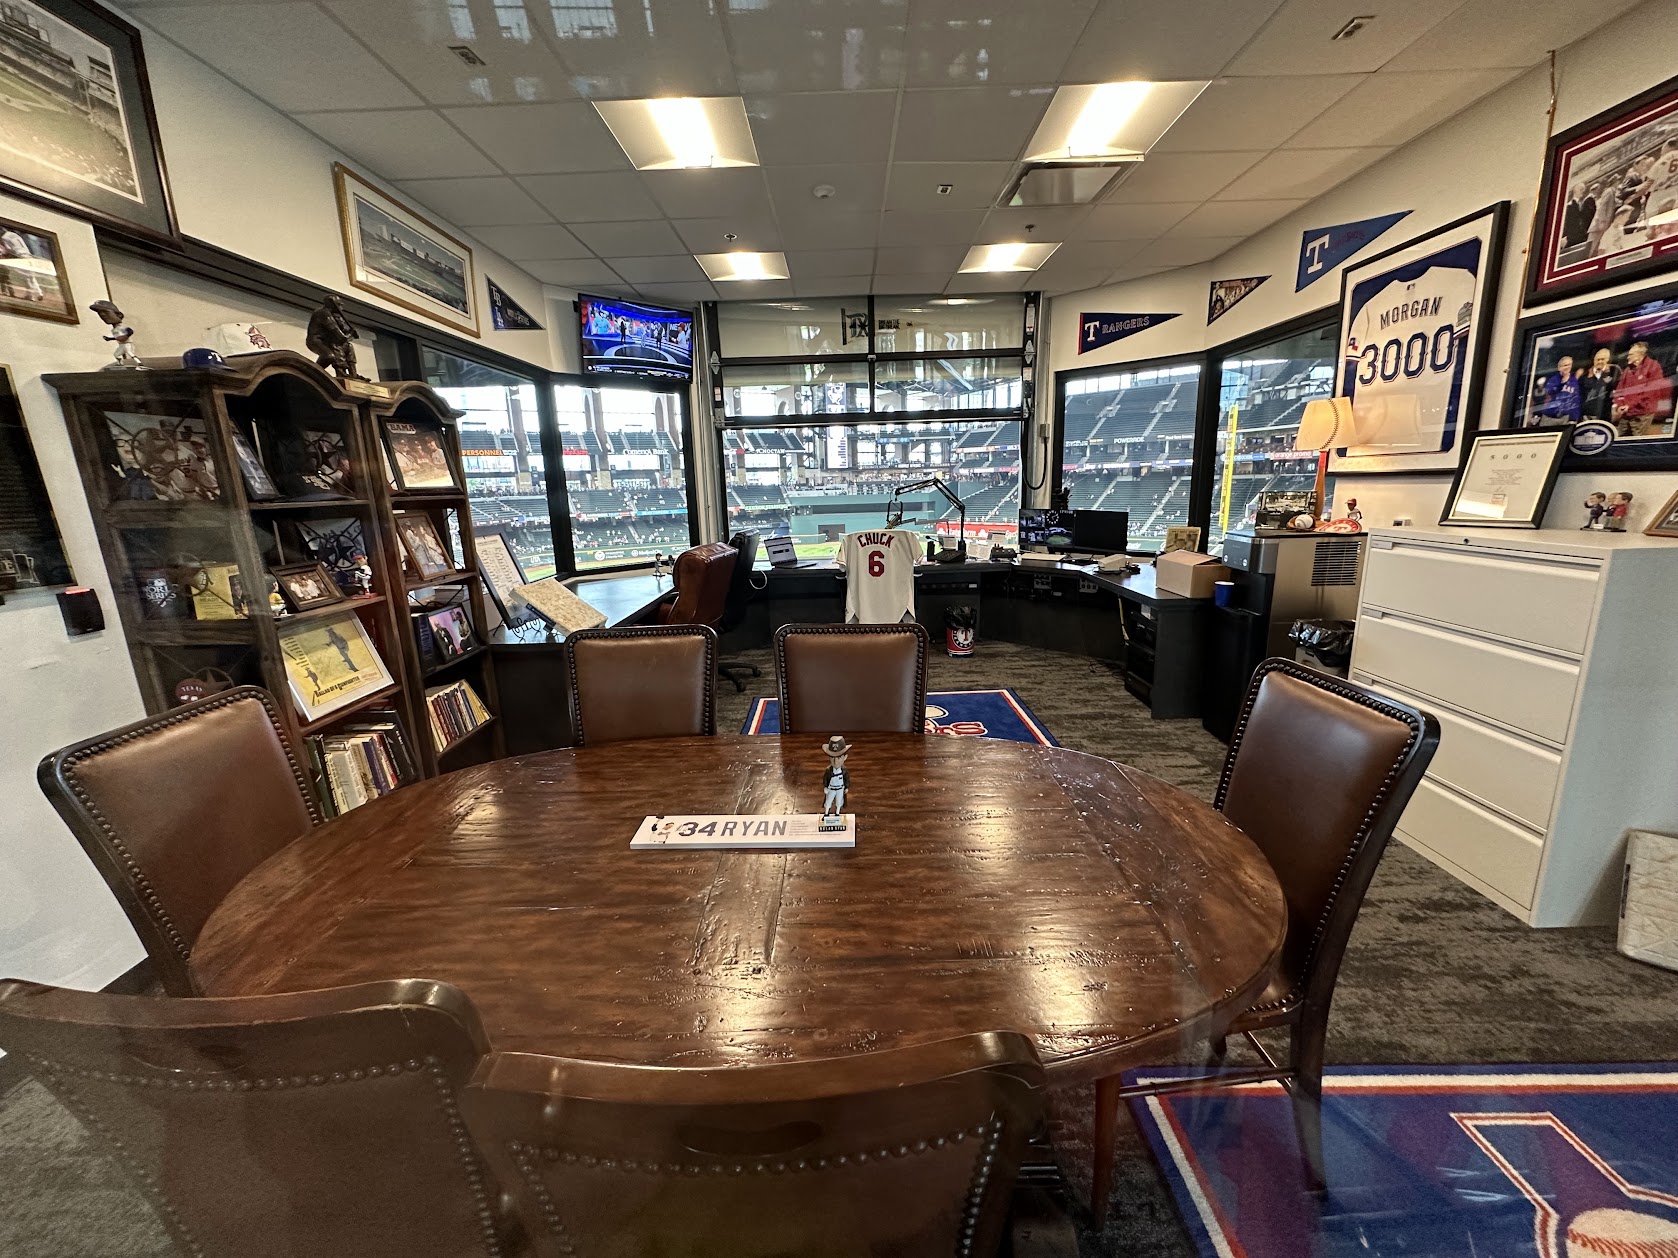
307 296 366 381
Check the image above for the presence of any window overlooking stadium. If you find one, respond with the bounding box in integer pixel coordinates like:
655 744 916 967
1057 359 1203 551
1208 321 1337 551
554 382 692 571
422 349 553 581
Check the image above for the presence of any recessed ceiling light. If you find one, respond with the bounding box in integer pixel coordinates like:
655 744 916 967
1023 80 1209 163
593 97 759 170
696 251 790 282
958 242 1060 273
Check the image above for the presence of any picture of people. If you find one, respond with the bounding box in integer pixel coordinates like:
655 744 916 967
394 511 453 579
272 562 345 612
0 216 74 323
277 610 394 723
425 605 474 660
383 421 456 491
1515 299 1678 444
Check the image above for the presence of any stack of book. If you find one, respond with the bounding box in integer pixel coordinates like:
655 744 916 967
426 679 493 751
306 717 415 816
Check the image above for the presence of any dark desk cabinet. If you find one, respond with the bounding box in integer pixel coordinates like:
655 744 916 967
981 571 1125 660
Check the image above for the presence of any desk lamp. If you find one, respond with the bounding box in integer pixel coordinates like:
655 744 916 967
1294 396 1358 524
885 476 967 563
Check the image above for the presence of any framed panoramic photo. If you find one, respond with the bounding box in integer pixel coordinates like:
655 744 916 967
0 0 174 241
1501 289 1678 471
1526 73 1678 306
1330 203 1510 476
333 164 478 337
1440 425 1573 529
0 215 74 323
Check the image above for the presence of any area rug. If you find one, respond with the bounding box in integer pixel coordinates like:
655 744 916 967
740 688 1058 745
1128 1063 1678 1258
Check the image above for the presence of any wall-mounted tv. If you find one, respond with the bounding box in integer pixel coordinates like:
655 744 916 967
578 294 694 382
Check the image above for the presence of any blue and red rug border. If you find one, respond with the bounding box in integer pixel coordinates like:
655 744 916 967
741 687 1059 745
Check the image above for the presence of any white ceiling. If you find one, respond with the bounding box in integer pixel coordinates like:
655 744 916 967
123 0 1641 303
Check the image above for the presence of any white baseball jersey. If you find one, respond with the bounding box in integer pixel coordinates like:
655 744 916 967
1342 265 1475 456
836 528 919 624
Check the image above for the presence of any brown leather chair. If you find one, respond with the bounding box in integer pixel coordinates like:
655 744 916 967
1086 658 1439 1213
657 541 736 629
774 622 930 734
0 977 511 1257
462 1031 1045 1258
37 686 321 997
566 624 718 745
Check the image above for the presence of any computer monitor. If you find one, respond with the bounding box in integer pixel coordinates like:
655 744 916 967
1018 509 1075 551
1070 510 1129 555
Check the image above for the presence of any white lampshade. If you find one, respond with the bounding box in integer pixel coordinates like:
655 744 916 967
1295 396 1358 452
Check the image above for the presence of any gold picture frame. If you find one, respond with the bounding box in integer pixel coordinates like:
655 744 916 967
1646 487 1678 538
333 163 478 337
394 511 454 580
0 215 76 324
278 609 394 724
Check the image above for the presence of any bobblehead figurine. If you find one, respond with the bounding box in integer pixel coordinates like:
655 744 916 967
89 300 143 369
820 735 851 831
1583 491 1608 529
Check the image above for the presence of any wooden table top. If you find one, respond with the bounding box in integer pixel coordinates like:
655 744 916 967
193 736 1285 1084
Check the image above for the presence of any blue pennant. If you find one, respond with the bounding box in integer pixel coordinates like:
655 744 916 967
1078 312 1180 354
1295 211 1410 290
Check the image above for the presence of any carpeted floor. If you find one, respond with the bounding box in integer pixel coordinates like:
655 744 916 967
4 641 1676 1256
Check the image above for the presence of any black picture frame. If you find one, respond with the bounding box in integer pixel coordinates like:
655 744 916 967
381 420 457 493
271 561 345 612
1499 286 1678 472
1440 425 1573 529
0 214 77 324
0 0 176 243
229 428 279 499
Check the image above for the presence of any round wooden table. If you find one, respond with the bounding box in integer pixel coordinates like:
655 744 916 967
194 735 1286 1085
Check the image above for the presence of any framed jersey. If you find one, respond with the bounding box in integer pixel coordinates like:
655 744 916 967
1330 203 1509 476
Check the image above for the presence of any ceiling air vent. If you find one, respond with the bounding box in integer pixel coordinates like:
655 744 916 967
1001 161 1138 208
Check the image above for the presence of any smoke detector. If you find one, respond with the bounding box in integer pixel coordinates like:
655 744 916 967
812 184 836 200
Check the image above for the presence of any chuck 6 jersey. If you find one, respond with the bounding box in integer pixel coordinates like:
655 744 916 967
837 528 919 624
1342 258 1476 455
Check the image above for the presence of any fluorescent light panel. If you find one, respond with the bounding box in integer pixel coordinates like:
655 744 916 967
958 242 1061 273
696 251 790 282
593 96 759 170
1024 80 1210 163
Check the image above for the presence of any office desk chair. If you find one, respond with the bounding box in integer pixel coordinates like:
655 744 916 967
656 542 736 630
718 530 765 691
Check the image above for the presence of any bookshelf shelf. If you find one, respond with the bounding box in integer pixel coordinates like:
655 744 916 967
247 496 369 512
436 715 497 758
405 567 479 590
284 593 385 625
298 685 404 735
422 642 488 678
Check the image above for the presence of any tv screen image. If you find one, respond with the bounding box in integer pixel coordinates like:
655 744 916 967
579 295 693 381
1018 510 1074 550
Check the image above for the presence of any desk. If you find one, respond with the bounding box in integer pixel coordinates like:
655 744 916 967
194 735 1284 1083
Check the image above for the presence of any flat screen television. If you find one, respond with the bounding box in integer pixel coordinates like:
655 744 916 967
578 295 694 382
1018 509 1075 551
1071 509 1129 555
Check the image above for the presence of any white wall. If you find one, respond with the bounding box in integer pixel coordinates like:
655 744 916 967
1046 0 1678 533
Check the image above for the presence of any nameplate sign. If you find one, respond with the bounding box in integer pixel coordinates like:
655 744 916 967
631 814 855 850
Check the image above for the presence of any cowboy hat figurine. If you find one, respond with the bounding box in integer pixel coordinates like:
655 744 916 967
820 735 852 832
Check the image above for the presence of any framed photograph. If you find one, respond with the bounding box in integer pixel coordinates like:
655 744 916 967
1646 487 1678 537
394 511 453 580
0 0 174 241
425 605 475 659
277 609 394 724
334 163 477 337
1526 73 1678 305
1500 289 1678 472
229 429 278 499
298 516 372 596
0 216 74 324
474 530 533 625
102 410 219 501
272 562 345 612
1330 203 1509 476
382 421 456 491
1440 425 1573 529
1161 525 1202 554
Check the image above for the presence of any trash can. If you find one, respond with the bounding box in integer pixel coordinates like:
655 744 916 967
1289 618 1356 677
944 605 977 657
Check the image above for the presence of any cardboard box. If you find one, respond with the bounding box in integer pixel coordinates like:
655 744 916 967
1154 550 1230 598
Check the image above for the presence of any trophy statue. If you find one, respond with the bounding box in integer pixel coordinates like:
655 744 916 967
89 300 143 369
820 735 851 831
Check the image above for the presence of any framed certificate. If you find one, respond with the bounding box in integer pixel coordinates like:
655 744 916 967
1440 425 1574 529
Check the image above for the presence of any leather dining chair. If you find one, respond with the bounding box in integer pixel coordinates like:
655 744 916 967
1083 658 1439 1216
566 623 718 745
656 541 736 630
461 1031 1045 1258
37 686 322 997
0 977 512 1258
774 622 930 734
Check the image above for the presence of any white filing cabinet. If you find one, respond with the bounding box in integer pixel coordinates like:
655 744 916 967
1349 525 1678 926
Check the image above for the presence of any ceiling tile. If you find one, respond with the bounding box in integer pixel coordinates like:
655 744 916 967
943 272 1032 293
708 279 797 300
1385 0 1644 71
672 217 784 253
571 220 688 255
1150 75 1364 153
766 165 888 219
397 176 554 226
876 210 986 247
785 249 878 278
519 172 661 222
871 273 956 295
603 256 710 284
793 276 876 297
643 168 774 220
521 258 625 287
469 224 592 261
1078 201 1198 240
1133 236 1246 267
1285 69 1523 150
885 162 1013 212
778 212 881 251
1064 0 1287 80
139 3 423 111
1028 240 1148 272
1216 147 1392 200
1105 264 1176 284
1224 0 1470 77
905 0 1098 88
632 282 717 305
442 103 629 174
746 92 901 166
1106 151 1265 203
322 0 578 106
873 245 970 274
299 109 496 181
724 0 908 93
551 2 739 98
974 207 1091 243
892 87 1054 162
1163 198 1305 237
